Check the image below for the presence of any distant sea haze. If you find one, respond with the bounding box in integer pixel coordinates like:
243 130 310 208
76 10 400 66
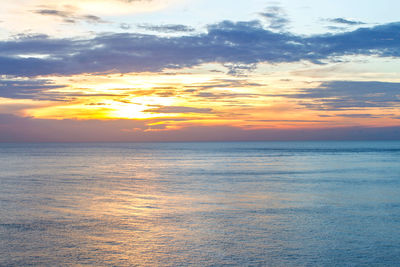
1 141 400 266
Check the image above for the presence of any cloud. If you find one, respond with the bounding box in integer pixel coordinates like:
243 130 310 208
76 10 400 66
325 26 347 31
143 106 213 114
223 63 257 76
308 23 400 58
336 114 382 118
259 6 289 30
120 23 131 30
35 9 70 17
1 21 400 76
328 18 365 25
0 77 133 101
1 114 400 142
81 14 105 24
137 24 195 33
179 78 264 101
284 81 400 110
195 91 260 101
34 8 106 24
183 78 264 91
0 78 66 100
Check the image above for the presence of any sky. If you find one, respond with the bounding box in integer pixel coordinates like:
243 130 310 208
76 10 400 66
1 0 400 141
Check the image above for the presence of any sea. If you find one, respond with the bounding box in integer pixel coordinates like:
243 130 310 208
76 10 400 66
0 141 400 266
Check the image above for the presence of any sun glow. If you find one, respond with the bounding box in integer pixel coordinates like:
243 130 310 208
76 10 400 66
109 96 176 119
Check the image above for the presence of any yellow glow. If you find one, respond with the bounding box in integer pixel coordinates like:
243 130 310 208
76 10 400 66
109 96 176 119
2 65 399 129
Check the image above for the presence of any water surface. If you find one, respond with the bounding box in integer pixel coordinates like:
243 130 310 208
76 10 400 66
1 141 400 266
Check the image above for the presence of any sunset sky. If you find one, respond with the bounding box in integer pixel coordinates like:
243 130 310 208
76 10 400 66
1 0 400 141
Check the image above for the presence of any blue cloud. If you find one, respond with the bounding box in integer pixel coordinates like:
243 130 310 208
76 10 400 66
1 21 400 77
0 78 128 100
336 114 382 118
0 79 66 99
308 23 400 58
284 81 400 110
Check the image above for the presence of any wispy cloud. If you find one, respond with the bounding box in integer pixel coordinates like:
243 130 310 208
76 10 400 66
143 106 213 114
259 6 289 30
33 8 106 24
183 78 264 91
194 92 260 101
328 18 365 25
335 114 382 118
137 24 195 33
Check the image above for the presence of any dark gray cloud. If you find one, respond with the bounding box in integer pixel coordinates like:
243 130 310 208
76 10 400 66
81 15 105 24
34 8 106 24
259 6 289 30
285 81 400 110
328 18 365 25
336 114 382 118
0 78 130 101
36 9 69 17
224 63 258 76
1 21 400 77
143 106 213 114
137 24 195 33
0 79 66 99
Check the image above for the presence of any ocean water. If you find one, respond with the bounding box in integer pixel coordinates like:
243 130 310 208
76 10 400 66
0 141 400 266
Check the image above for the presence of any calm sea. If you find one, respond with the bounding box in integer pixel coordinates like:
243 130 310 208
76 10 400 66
1 141 400 266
